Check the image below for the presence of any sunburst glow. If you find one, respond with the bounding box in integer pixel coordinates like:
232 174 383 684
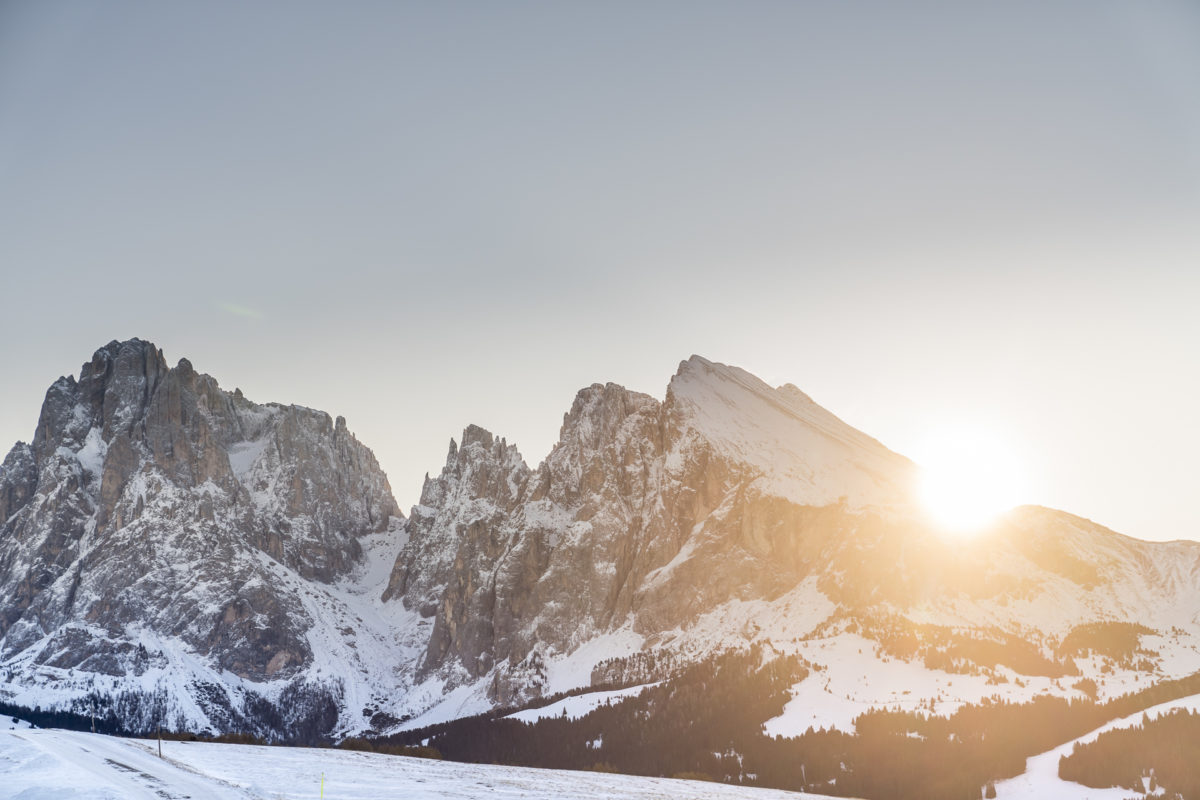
915 426 1026 534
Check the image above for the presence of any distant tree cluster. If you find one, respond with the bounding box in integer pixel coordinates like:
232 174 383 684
1056 621 1158 671
853 613 1076 678
0 699 128 735
338 736 442 760
590 648 689 686
0 680 344 744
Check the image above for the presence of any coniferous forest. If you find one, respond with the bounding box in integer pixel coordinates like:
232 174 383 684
385 652 1200 800
1059 708 1200 800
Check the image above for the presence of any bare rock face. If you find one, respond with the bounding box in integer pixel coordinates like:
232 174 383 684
383 424 530 680
389 358 922 701
0 339 401 735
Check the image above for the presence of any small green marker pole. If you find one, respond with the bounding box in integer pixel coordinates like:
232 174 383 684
320 771 324 799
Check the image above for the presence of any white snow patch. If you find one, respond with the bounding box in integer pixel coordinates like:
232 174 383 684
226 437 269 481
75 427 107 479
505 683 660 723
395 679 494 732
766 633 1064 735
542 626 646 695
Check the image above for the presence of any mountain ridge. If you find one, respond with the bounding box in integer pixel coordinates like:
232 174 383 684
2 338 1199 744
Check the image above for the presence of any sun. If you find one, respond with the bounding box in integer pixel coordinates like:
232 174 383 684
914 426 1026 534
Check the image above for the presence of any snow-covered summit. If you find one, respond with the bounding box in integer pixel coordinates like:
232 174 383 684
666 355 915 510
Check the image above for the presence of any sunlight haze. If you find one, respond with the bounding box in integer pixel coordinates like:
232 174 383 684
1 1 1197 541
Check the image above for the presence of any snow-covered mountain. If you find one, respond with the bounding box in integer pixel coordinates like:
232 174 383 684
0 339 420 737
387 355 1200 726
3 340 1200 741
387 356 921 703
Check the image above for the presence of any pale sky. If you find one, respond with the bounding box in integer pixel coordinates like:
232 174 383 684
1 2 1198 541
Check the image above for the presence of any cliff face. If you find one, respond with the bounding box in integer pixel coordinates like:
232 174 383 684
387 357 925 701
0 339 404 736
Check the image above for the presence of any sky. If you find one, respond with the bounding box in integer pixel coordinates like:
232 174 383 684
1 1 1198 541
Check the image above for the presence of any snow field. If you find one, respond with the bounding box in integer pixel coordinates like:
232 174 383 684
1 727 850 800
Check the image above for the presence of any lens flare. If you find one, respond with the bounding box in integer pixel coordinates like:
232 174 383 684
915 426 1026 534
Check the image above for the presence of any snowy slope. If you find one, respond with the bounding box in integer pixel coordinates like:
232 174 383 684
0 728 850 800
666 355 916 511
0 519 430 739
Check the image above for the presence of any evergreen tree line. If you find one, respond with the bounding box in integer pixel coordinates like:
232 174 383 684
1058 708 1200 800
0 699 129 735
384 656 1200 800
0 680 343 744
386 646 810 778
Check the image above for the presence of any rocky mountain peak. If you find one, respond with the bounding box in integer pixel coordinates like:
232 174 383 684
387 424 530 616
558 382 661 455
79 338 169 441
385 358 930 700
0 442 36 527
460 423 495 450
0 339 402 725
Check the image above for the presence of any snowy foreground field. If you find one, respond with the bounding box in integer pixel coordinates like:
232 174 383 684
0 726 841 800
7 692 1200 800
